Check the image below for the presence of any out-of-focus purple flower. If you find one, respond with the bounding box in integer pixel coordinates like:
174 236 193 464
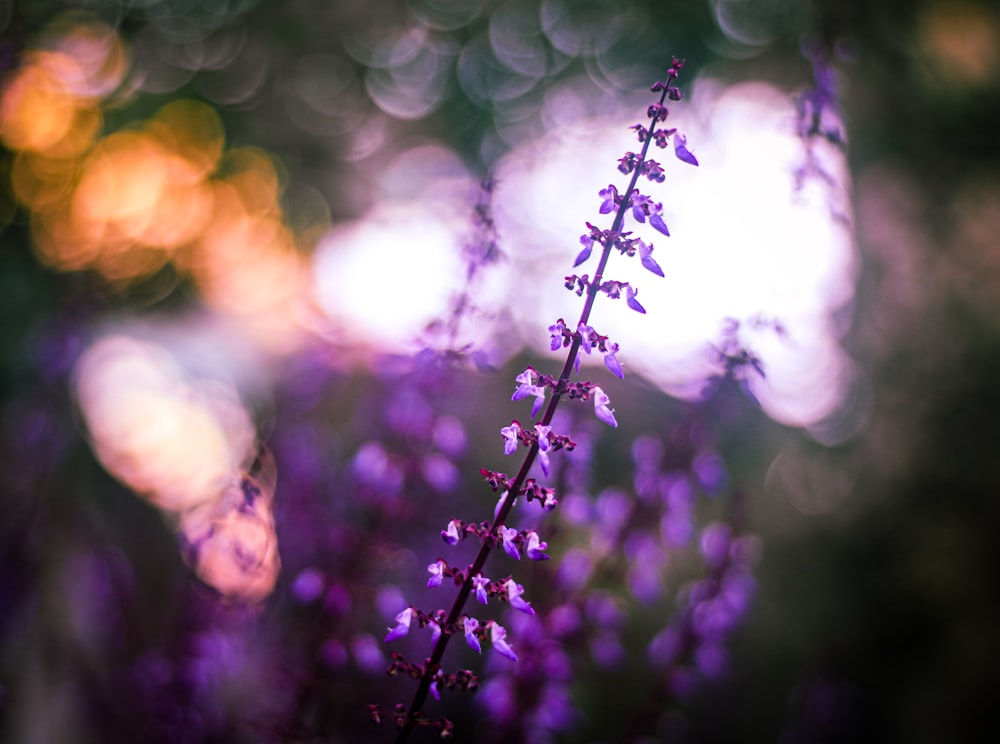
441 519 461 545
524 530 549 560
512 368 546 418
604 342 623 379
694 450 727 493
695 642 727 678
464 616 481 653
592 386 618 427
473 574 490 604
673 132 699 166
427 560 446 588
489 622 517 661
501 421 521 455
637 239 665 277
574 234 594 266
599 184 619 214
500 526 521 560
700 522 733 570
291 567 325 604
429 680 440 701
422 453 459 492
384 607 414 643
590 629 624 668
626 285 646 314
505 579 535 615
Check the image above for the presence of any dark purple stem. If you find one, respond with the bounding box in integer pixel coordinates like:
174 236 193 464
394 84 670 744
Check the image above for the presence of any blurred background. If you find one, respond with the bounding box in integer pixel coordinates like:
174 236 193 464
1 0 999 742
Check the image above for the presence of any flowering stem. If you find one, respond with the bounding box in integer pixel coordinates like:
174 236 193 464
395 84 669 743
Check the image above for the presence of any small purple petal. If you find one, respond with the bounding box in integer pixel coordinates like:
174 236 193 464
674 133 699 166
473 574 490 605
490 622 517 661
604 345 624 379
574 244 593 267
441 520 461 545
534 424 552 450
500 526 521 560
525 530 550 560
650 213 670 236
641 254 664 276
501 421 521 455
427 560 446 588
494 491 514 520
505 579 535 616
464 616 482 653
593 386 619 428
384 607 414 643
538 449 551 476
626 286 646 314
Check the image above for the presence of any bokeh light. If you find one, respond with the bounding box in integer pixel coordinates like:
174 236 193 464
73 334 279 601
493 78 856 427
74 334 256 513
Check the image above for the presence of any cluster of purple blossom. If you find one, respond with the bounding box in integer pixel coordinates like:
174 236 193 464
375 57 700 740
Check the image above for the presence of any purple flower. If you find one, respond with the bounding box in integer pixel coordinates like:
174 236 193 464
535 423 553 475
441 519 461 545
500 421 521 455
673 132 699 166
464 616 482 653
489 621 517 661
604 342 624 379
384 607 414 642
512 368 546 418
592 386 618 427
473 574 490 604
534 424 552 451
626 285 646 314
538 448 551 476
427 560 447 588
548 319 568 350
577 323 594 354
574 234 594 267
505 578 535 615
631 192 653 223
648 203 670 236
637 239 664 277
500 526 521 560
524 530 550 560
598 184 619 214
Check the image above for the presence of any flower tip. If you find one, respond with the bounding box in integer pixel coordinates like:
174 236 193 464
642 256 665 277
573 245 593 267
674 133 699 166
649 213 670 237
